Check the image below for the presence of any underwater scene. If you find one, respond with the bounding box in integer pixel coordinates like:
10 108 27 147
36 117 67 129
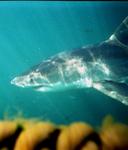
0 1 128 150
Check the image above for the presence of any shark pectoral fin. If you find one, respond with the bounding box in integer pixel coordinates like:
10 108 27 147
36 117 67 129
92 80 128 105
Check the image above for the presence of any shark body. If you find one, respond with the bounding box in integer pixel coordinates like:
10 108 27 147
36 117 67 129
11 16 128 105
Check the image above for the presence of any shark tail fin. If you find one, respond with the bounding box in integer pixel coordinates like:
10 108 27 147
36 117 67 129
109 16 128 48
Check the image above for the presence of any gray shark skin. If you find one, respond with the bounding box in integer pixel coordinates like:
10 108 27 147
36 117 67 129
11 16 128 105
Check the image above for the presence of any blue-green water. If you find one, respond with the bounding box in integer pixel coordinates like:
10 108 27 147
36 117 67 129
0 1 128 125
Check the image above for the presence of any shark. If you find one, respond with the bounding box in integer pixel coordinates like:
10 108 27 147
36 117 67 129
11 16 128 105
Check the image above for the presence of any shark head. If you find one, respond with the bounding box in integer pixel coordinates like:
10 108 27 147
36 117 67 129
11 52 91 92
11 70 53 91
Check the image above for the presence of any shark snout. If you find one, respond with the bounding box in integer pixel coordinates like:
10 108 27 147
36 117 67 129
11 76 27 87
11 72 52 89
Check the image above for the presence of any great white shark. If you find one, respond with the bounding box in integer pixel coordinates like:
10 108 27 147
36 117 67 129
11 16 128 105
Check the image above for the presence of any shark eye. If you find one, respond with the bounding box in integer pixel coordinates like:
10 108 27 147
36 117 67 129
30 78 34 83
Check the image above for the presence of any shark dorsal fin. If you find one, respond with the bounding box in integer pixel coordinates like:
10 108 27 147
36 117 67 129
109 16 128 48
